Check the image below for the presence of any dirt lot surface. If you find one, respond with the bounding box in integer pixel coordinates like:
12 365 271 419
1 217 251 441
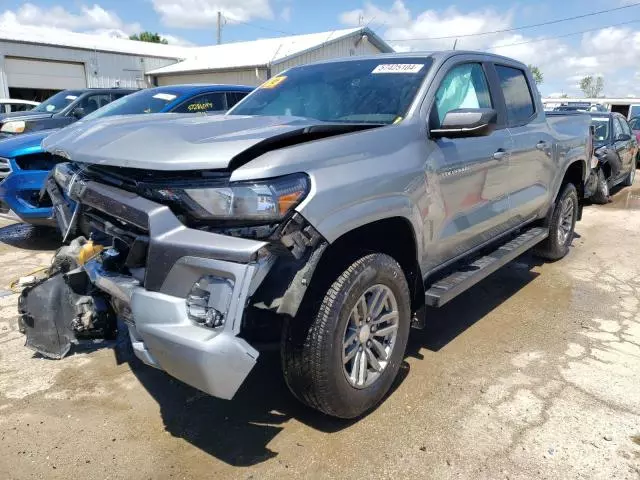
1 185 640 480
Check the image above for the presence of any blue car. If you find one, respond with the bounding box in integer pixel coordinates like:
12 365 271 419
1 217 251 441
0 84 253 226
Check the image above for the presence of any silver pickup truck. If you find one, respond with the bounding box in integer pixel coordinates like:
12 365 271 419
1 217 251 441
20 52 592 419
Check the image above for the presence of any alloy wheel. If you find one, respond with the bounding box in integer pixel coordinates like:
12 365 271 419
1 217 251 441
342 284 399 389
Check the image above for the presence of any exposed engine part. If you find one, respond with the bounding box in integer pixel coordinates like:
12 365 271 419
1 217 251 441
18 237 117 359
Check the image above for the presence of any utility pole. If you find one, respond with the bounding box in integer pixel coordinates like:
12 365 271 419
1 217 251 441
217 11 222 44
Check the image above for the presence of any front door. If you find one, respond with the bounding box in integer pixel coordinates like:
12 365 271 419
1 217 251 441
425 62 513 270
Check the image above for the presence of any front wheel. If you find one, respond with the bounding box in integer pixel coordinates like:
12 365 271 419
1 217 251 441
534 183 578 261
282 253 411 418
591 169 610 204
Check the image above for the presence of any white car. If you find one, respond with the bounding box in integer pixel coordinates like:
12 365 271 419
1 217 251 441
0 99 39 114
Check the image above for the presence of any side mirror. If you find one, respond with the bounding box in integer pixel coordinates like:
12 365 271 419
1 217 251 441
616 133 631 142
72 107 85 119
430 108 498 139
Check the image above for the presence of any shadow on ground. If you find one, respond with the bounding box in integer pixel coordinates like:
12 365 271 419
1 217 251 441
106 252 549 467
0 223 60 250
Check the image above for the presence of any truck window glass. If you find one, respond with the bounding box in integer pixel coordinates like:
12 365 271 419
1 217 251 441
228 58 433 124
621 118 633 137
172 93 226 113
432 63 492 128
495 65 535 125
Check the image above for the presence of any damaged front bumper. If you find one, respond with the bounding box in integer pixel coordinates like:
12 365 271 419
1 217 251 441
84 255 268 400
28 175 286 400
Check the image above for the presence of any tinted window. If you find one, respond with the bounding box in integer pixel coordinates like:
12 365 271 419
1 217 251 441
172 92 226 113
32 90 84 114
229 58 433 124
78 94 112 115
630 118 640 130
621 118 633 137
495 65 535 125
432 63 492 128
226 91 249 108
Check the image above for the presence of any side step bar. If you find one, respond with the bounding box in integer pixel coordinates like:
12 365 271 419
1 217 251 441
425 227 549 308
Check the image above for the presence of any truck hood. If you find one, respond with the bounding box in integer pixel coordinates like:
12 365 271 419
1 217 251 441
42 114 376 171
0 110 53 123
0 129 57 158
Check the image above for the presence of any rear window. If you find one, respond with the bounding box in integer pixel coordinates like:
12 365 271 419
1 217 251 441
495 65 535 125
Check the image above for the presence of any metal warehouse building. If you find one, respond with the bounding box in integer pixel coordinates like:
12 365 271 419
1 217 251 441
0 26 188 101
147 27 393 87
0 26 392 101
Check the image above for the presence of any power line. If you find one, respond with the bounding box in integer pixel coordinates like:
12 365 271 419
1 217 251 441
385 2 640 41
487 19 640 50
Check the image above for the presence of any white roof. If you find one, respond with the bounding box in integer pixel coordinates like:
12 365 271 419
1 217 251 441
0 25 190 59
148 27 392 75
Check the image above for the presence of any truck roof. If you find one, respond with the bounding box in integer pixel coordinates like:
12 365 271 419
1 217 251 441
306 50 527 69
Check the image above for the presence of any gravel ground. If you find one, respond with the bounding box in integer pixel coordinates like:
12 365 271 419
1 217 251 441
0 184 639 479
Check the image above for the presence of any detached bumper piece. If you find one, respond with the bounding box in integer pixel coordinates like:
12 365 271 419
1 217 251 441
19 268 116 359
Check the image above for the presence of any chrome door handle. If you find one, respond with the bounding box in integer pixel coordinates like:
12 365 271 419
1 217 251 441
536 141 547 150
493 150 508 160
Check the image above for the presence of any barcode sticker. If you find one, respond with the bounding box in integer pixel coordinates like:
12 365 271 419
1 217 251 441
372 64 424 74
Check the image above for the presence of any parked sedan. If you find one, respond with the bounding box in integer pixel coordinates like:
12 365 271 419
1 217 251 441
585 113 638 203
0 88 136 138
0 84 254 226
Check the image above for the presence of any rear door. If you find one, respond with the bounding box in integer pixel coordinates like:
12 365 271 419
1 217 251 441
424 59 513 270
493 63 554 224
612 116 630 180
618 117 636 175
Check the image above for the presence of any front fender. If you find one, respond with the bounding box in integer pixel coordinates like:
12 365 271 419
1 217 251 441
304 195 424 262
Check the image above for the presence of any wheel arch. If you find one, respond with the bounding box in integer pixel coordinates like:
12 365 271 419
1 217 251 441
253 216 424 320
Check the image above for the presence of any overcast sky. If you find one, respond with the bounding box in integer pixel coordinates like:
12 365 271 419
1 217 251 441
1 0 639 97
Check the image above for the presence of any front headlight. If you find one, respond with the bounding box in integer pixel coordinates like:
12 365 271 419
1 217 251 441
151 174 310 222
1 121 26 134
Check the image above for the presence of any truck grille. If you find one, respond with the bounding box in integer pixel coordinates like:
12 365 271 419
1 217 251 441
0 157 11 180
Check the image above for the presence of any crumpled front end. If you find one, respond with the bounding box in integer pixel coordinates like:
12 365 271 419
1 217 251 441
18 151 330 400
20 167 287 400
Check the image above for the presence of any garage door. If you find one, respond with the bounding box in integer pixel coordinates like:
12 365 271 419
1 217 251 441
5 57 86 90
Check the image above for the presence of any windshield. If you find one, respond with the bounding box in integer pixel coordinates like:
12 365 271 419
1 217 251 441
229 58 433 124
591 117 610 144
82 89 181 121
32 90 83 114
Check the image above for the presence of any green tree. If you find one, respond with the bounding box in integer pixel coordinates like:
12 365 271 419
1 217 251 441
579 76 604 98
129 32 168 44
528 65 544 85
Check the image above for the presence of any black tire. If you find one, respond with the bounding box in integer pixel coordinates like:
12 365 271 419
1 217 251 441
622 164 636 187
282 253 411 419
534 183 578 261
591 168 609 204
